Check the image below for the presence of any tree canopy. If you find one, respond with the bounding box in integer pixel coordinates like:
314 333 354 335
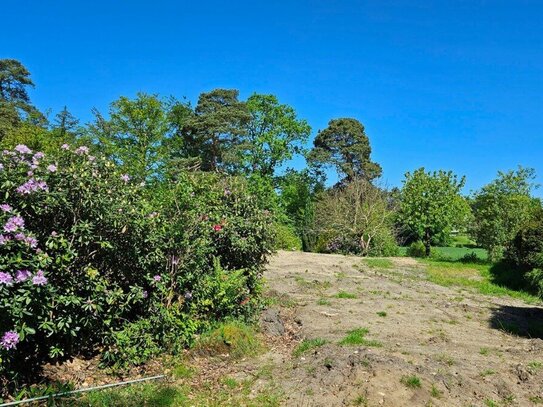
308 118 382 183
398 168 469 255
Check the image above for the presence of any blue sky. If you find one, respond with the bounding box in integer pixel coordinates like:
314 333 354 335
2 0 541 195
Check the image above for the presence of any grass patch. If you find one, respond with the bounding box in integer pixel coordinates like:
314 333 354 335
334 291 357 299
430 384 442 398
339 328 382 347
480 369 496 377
363 258 393 269
293 338 327 357
317 297 331 306
479 347 489 355
192 321 262 359
422 259 540 304
528 361 543 371
400 375 421 389
353 394 368 406
172 364 195 379
77 383 187 406
376 311 387 317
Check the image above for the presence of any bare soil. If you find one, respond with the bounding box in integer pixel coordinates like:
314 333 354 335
250 251 543 406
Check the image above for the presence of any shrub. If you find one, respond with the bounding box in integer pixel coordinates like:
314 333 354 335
273 223 302 251
0 145 274 393
192 321 262 359
406 241 428 258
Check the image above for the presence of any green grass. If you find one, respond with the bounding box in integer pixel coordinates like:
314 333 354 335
334 291 357 299
317 297 331 306
293 338 327 357
376 311 387 317
339 328 382 347
430 384 442 398
363 258 394 269
400 375 421 389
192 321 262 359
77 383 187 407
399 245 487 261
422 259 540 304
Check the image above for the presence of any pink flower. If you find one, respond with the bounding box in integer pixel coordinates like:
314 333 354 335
213 224 223 232
4 215 24 233
15 270 31 283
33 152 45 160
1 331 19 350
153 275 161 282
14 144 32 154
61 144 70 150
0 204 12 212
120 174 130 183
74 146 90 155
47 164 57 173
0 272 13 286
32 270 48 286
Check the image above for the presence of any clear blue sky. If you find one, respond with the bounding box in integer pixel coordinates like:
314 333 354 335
2 0 542 195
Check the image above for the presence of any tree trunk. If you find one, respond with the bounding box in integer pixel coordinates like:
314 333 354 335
424 229 431 257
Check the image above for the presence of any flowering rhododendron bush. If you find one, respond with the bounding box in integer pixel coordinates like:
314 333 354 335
0 144 273 393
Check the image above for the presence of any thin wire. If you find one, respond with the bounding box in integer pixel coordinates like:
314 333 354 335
0 374 166 407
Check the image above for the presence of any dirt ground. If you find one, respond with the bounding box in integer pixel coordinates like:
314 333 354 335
248 250 543 407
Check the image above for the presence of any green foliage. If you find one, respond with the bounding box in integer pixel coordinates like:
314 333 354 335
506 209 543 272
0 144 274 393
314 179 398 256
363 258 394 269
243 94 310 177
183 89 250 172
470 167 539 261
193 321 262 359
293 338 327 356
398 168 469 256
339 328 382 347
273 223 302 251
0 59 44 140
308 118 381 183
88 93 189 181
406 241 428 258
400 375 422 389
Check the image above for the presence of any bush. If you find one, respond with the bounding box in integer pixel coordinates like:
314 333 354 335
273 223 302 251
406 241 428 258
506 214 543 271
0 145 274 393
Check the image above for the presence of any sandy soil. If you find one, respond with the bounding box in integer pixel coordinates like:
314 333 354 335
252 250 543 407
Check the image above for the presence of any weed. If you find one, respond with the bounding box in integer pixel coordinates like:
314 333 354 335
435 354 455 366
400 375 422 389
317 297 331 306
193 321 262 359
430 384 442 398
172 364 195 379
353 394 368 406
293 338 327 357
480 369 496 377
363 258 393 269
479 347 489 355
339 328 382 347
376 311 387 317
334 291 357 299
528 361 543 371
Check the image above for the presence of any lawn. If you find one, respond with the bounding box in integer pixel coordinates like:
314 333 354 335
398 246 488 261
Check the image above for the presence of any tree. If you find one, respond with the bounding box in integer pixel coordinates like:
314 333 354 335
183 89 250 172
88 93 183 181
243 94 310 177
0 59 43 140
470 167 539 261
51 106 81 139
314 178 398 256
278 169 323 251
308 118 382 183
398 168 469 256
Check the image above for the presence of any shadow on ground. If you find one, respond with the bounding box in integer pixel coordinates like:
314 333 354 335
489 304 543 339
